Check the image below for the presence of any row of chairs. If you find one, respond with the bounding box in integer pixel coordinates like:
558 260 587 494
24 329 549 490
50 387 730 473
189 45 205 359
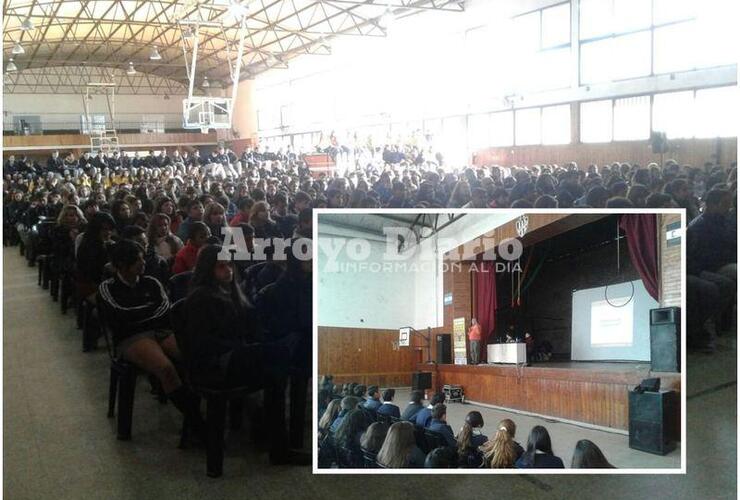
30 227 257 478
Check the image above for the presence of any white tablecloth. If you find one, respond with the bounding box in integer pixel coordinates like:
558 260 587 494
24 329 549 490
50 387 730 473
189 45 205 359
487 343 526 364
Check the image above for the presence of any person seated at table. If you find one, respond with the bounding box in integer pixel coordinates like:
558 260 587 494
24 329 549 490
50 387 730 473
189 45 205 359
97 239 205 437
571 439 615 469
514 425 564 469
480 418 524 468
363 385 382 412
401 390 425 422
376 388 401 418
376 421 426 468
427 404 456 448
524 332 535 363
415 391 446 428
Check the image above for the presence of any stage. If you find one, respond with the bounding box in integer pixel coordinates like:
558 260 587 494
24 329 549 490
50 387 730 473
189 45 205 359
421 360 682 431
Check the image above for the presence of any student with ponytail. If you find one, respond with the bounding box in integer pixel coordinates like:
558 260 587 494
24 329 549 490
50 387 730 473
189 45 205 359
480 418 523 468
456 411 487 467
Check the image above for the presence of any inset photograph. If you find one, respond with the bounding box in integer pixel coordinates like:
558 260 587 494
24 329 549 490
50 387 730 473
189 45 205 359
315 210 685 472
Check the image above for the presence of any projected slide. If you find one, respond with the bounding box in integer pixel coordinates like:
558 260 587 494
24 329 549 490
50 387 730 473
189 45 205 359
590 298 634 347
571 280 658 361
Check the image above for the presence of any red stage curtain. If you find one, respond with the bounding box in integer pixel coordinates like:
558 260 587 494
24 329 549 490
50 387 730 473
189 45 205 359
619 214 659 301
474 259 497 363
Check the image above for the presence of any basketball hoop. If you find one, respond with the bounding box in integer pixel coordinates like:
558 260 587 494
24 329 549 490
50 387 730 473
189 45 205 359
200 126 210 134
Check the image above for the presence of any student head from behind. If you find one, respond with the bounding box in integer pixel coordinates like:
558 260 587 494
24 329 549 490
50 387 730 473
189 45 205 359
340 396 359 412
431 403 447 422
456 411 484 454
335 408 368 449
517 425 563 468
704 188 732 215
571 439 615 469
424 446 458 469
430 391 446 407
190 244 235 290
410 390 423 405
382 388 395 403
360 422 389 454
353 384 367 399
482 418 519 468
367 385 380 401
319 398 342 433
376 421 417 468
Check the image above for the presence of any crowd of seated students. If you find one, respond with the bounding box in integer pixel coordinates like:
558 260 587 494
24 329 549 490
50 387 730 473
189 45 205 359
2 156 318 466
317 380 615 470
1 144 735 468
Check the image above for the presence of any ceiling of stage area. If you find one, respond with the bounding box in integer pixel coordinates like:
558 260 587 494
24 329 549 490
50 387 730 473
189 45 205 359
2 0 465 94
318 212 464 239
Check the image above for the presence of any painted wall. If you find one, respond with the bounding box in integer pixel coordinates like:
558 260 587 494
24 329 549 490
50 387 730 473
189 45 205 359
3 93 187 131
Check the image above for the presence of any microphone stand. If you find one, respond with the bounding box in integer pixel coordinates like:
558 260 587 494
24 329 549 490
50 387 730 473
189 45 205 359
402 326 433 364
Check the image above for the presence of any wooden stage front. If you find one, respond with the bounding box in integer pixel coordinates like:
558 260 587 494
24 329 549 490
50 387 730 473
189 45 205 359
422 361 681 431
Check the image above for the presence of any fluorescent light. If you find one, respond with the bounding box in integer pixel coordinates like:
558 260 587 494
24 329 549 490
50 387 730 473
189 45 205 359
126 62 136 75
6 59 17 72
380 8 394 28
12 42 24 55
202 76 210 88
21 18 34 31
227 0 248 18
149 46 162 60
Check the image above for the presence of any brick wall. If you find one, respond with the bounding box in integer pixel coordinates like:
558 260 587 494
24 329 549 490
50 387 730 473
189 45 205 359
659 213 682 308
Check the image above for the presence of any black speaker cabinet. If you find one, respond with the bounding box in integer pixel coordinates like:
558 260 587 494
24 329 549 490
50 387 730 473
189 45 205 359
411 372 432 391
650 307 681 372
629 390 678 455
435 334 452 364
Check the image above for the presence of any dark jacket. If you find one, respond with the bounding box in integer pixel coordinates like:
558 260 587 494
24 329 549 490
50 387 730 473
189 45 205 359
98 274 171 346
185 286 251 384
376 403 401 418
687 213 736 275
257 268 312 375
401 402 424 422
415 407 433 428
515 453 565 469
428 419 457 447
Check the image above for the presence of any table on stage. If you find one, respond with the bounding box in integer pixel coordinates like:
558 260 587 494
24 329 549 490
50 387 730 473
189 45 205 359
487 343 526 364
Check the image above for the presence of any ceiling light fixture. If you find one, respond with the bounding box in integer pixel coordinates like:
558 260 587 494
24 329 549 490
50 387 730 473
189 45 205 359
380 7 395 28
182 26 194 40
6 58 18 72
12 42 24 55
126 62 136 75
227 0 248 19
149 46 162 60
20 17 34 31
202 75 210 88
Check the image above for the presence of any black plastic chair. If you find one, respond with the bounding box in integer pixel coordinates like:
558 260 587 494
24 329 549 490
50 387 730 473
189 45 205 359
423 430 446 451
170 298 253 478
414 426 430 453
168 271 193 302
98 296 140 441
361 448 379 468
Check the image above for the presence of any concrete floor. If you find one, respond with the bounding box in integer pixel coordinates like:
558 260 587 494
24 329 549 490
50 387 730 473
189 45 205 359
3 248 737 499
380 387 680 469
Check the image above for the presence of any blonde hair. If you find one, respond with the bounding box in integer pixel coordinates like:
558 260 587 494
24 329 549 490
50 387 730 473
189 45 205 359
56 204 86 226
481 419 518 469
318 399 341 433
376 421 416 468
